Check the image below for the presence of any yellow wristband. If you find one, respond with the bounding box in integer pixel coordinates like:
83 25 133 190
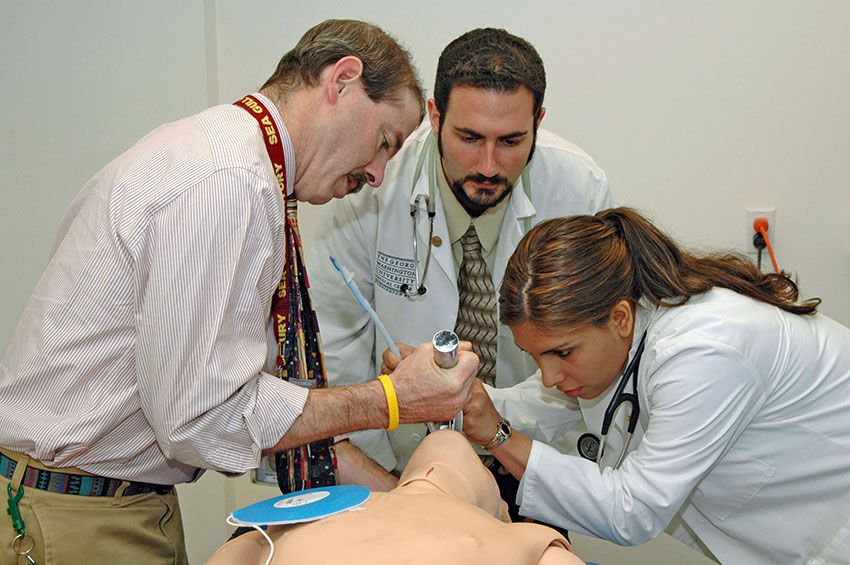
377 374 399 431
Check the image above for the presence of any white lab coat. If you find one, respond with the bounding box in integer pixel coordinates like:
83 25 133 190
494 288 850 564
307 122 614 470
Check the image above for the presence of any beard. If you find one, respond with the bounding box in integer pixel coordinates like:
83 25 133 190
438 122 537 217
449 174 514 217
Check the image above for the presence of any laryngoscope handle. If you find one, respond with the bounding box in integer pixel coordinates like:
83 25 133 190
432 329 458 369
429 330 463 432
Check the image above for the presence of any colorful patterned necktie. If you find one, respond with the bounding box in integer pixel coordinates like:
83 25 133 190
232 94 337 493
271 195 338 493
454 224 498 386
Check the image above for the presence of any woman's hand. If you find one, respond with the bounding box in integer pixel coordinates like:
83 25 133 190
463 378 533 481
461 379 504 446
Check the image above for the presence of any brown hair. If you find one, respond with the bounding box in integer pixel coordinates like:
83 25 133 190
261 19 424 118
433 28 546 165
433 28 546 123
500 207 820 330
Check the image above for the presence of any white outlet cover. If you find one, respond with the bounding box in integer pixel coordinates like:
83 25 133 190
745 207 776 253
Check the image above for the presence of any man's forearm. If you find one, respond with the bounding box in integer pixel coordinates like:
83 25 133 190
264 380 387 454
264 343 477 455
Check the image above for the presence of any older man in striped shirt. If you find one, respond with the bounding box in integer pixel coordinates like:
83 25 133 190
0 20 478 564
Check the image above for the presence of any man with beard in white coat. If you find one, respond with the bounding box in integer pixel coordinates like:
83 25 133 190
307 28 615 520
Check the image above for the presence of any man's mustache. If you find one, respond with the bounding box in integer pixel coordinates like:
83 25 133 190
464 173 508 187
347 172 368 194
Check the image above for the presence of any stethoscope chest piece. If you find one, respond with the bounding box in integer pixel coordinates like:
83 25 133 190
577 432 601 462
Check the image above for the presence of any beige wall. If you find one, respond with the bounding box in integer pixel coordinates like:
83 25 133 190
3 1 850 563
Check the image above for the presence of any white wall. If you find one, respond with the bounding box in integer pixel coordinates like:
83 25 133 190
0 0 211 346
213 0 850 323
3 1 850 563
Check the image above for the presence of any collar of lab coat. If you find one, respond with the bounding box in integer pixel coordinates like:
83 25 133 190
490 173 535 291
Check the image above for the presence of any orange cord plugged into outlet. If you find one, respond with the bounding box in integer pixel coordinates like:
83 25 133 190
753 217 779 273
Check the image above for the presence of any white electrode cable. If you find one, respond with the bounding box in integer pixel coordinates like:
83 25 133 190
226 515 275 565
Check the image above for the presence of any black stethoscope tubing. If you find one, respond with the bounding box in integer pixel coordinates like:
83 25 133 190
578 329 648 468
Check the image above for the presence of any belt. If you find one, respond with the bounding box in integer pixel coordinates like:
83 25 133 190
0 451 172 497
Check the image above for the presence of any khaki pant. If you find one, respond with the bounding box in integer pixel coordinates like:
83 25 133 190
0 450 188 565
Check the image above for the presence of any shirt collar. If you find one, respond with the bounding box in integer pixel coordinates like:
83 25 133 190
436 160 511 253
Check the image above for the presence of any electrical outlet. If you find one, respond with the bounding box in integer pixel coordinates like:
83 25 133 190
746 207 776 254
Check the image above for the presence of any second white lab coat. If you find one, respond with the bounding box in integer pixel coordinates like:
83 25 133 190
307 122 614 470
493 288 850 564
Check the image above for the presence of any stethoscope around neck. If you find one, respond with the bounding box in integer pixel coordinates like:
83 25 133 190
401 132 532 299
577 329 648 470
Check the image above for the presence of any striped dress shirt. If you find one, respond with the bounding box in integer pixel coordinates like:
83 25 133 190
0 93 309 484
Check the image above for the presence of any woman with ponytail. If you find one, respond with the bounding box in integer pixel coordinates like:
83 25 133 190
463 207 850 564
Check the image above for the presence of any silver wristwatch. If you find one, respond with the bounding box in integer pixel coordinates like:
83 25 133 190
481 418 512 451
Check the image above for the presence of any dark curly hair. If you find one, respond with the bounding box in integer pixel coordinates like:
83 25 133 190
433 28 545 127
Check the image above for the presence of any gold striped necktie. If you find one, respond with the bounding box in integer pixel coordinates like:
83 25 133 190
455 224 498 386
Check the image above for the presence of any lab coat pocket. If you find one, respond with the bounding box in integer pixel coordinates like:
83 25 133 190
690 450 775 521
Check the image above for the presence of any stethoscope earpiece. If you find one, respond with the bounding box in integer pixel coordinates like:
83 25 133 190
399 283 428 296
